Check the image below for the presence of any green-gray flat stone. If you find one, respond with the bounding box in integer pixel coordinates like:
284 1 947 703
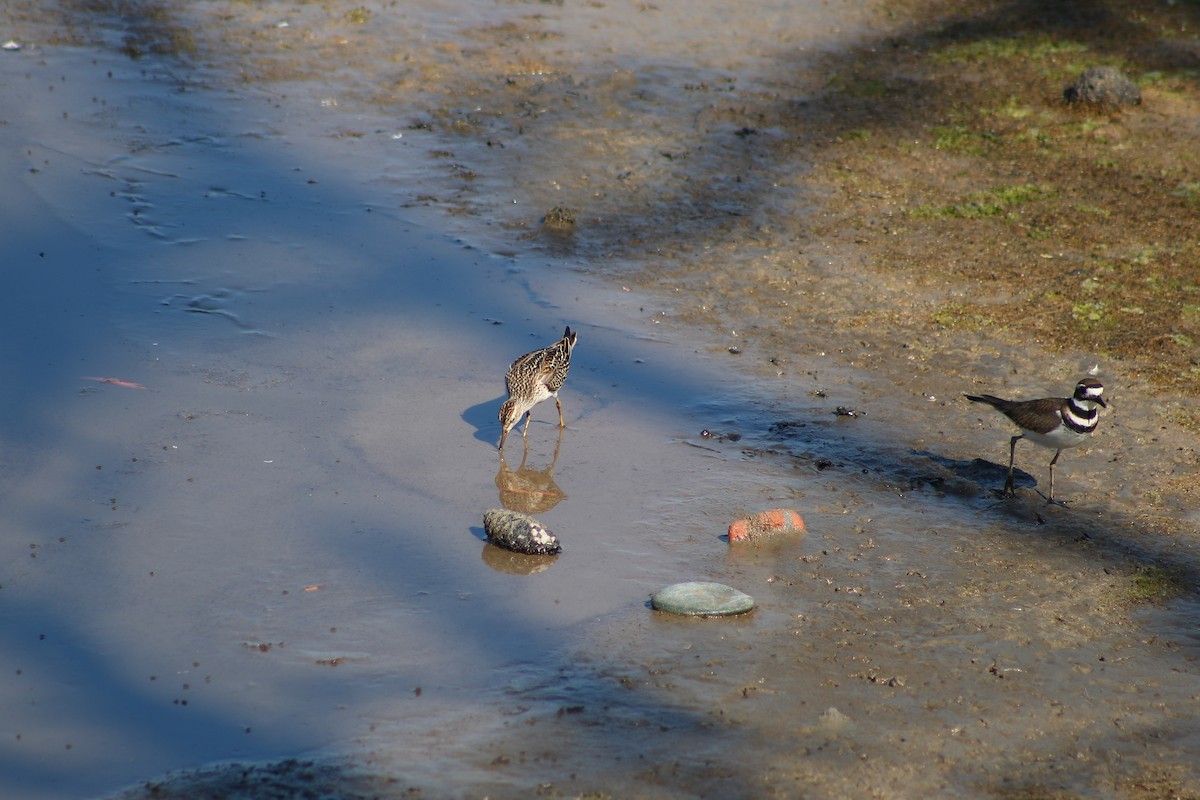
651 581 755 617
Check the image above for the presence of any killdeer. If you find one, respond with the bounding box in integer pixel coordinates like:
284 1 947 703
498 326 578 449
964 377 1106 502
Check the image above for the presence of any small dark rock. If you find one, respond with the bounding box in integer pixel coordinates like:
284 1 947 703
542 206 577 226
1064 66 1141 107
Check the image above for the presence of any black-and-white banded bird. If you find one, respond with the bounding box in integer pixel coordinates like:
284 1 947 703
498 327 578 450
965 377 1107 502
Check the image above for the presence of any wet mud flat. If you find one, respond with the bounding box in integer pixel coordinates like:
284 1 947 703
2 1 1199 799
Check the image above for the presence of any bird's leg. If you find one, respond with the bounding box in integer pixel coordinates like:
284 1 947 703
521 411 532 437
555 397 565 428
1046 449 1063 504
1004 435 1022 496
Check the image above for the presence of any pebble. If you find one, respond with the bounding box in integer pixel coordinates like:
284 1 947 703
728 508 806 543
651 581 755 617
1064 66 1141 106
483 508 561 555
819 707 852 729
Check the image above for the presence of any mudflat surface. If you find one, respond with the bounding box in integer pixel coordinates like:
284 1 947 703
1 1 1199 798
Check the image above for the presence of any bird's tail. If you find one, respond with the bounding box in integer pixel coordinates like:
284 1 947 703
963 393 1005 408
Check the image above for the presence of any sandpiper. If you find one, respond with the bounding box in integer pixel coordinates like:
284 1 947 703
965 377 1106 502
498 326 578 449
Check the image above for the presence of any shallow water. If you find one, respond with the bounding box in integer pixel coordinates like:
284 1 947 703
1 2 1198 799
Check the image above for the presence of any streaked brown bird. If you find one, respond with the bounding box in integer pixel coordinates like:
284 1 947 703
498 326 578 449
964 377 1106 502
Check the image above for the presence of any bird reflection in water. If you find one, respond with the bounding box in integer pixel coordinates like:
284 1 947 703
495 427 567 514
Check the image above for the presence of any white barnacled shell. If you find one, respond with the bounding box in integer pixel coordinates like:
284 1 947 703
483 508 561 555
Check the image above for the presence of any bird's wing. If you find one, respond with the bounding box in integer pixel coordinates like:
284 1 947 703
505 347 551 391
1005 397 1067 435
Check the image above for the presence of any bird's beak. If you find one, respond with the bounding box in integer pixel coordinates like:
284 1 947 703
1096 397 1108 408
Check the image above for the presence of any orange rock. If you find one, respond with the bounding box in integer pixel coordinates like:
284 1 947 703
728 509 806 543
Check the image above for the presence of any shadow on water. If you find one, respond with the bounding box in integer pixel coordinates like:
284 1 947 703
0 602 250 795
1 16 787 800
1 0 1198 797
462 395 506 446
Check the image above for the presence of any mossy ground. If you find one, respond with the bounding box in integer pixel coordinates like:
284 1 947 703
804 0 1200 392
